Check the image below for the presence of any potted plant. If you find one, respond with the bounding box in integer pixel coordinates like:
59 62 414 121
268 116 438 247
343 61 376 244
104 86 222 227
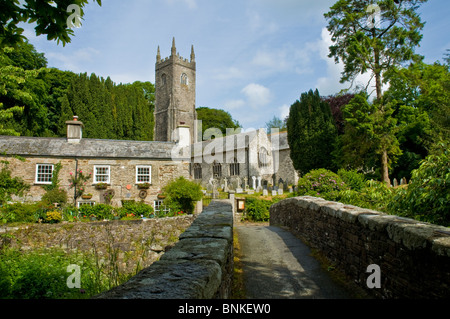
69 169 92 199
137 182 151 189
81 193 93 199
95 183 108 190
157 192 166 199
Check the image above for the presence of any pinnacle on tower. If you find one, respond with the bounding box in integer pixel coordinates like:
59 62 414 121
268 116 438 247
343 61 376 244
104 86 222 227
190 45 195 62
171 37 176 56
156 45 161 62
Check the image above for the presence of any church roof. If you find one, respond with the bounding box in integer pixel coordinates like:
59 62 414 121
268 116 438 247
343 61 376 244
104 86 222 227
0 135 178 160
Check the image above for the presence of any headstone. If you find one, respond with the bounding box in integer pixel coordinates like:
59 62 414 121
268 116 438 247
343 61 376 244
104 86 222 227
252 176 256 190
272 190 277 196
244 177 249 190
262 189 268 196
289 187 293 193
393 178 398 187
247 190 254 195
223 177 229 192
278 188 283 195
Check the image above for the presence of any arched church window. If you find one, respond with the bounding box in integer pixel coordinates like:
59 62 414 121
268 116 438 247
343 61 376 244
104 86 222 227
258 147 270 168
181 73 188 85
193 163 202 180
213 161 222 178
230 158 240 176
161 74 166 86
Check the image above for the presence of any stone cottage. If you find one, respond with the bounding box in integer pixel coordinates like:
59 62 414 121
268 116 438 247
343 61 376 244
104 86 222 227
0 117 190 208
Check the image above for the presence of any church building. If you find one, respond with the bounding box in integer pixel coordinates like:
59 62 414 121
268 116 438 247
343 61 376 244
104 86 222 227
0 38 298 208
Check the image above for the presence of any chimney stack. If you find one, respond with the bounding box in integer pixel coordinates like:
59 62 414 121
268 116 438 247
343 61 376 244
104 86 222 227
66 116 84 143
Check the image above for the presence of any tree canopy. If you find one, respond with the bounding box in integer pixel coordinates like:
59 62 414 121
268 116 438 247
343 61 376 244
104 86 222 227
286 89 338 175
196 107 241 139
0 0 102 48
324 0 428 185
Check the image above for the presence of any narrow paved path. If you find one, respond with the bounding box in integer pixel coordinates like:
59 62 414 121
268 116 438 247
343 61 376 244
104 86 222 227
235 224 352 299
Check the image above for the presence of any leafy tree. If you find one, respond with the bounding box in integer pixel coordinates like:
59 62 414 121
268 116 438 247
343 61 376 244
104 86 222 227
321 93 355 135
265 116 286 134
0 0 102 48
324 0 427 185
0 46 41 136
196 107 241 139
338 92 402 177
286 89 338 175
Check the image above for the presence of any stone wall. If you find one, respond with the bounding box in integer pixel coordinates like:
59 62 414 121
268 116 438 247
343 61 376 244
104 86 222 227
2 215 195 274
270 196 450 299
94 200 234 299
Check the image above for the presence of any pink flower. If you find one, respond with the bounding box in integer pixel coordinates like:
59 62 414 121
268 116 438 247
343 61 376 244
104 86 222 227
69 172 73 175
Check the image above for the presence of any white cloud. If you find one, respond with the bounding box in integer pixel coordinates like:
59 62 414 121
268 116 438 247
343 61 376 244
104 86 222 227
224 99 246 110
241 83 272 109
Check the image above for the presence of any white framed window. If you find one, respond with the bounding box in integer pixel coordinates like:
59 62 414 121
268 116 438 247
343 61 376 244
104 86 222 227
154 200 170 215
94 165 110 184
136 165 152 184
35 164 54 184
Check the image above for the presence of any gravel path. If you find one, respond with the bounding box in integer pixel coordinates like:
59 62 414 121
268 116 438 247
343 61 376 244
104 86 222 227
235 224 352 299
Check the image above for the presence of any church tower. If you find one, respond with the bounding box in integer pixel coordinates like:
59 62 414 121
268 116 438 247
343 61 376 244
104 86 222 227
154 38 197 144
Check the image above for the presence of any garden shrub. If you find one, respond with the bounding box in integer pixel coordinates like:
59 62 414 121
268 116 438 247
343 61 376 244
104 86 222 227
0 202 49 224
120 201 154 219
337 169 366 191
41 188 68 206
45 210 62 224
388 149 450 226
162 177 203 214
297 168 349 199
243 197 283 222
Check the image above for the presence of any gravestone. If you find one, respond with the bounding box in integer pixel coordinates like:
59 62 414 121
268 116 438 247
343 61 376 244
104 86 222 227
262 189 268 196
393 178 398 187
252 176 256 190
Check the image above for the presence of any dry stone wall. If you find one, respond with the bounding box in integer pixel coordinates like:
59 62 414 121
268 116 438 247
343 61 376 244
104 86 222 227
270 196 450 299
3 216 195 274
94 200 234 299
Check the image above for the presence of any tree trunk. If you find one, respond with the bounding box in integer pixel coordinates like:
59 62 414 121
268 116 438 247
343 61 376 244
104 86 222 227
381 149 390 186
375 47 390 186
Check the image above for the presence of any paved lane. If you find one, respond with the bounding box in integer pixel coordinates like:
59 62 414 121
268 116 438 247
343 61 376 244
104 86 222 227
235 225 352 299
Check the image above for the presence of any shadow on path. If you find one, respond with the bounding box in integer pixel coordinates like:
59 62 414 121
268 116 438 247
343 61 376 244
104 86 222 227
235 224 352 299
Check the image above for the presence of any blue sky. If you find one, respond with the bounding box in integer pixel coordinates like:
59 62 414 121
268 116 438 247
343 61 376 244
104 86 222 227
24 0 450 131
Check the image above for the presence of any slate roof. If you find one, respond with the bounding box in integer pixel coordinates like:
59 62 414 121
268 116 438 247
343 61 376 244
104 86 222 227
0 135 178 160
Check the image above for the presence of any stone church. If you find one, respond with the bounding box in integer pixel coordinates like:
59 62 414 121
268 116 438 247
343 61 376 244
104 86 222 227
0 38 298 209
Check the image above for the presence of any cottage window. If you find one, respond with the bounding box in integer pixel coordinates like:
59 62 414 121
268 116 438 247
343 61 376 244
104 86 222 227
35 164 54 184
94 165 110 184
154 200 170 215
136 165 152 184
230 158 240 176
193 163 202 180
